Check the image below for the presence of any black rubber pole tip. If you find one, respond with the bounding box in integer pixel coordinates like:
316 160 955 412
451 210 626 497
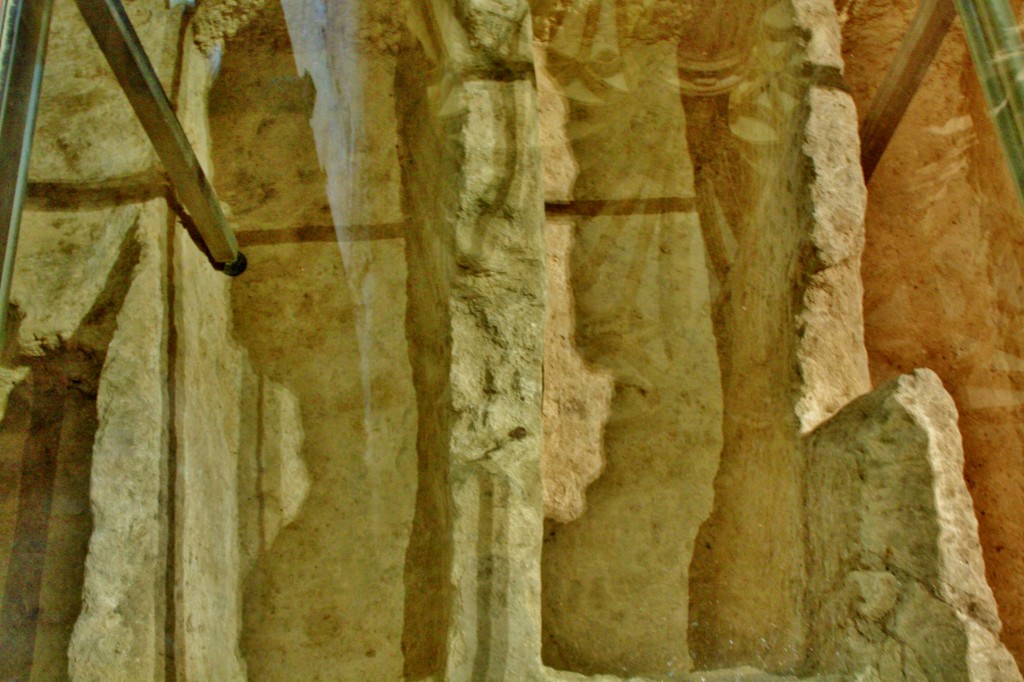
224 251 247 277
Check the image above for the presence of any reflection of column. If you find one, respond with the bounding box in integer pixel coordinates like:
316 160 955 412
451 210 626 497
266 2 418 678
280 0 412 469
537 12 723 671
677 0 763 290
676 0 763 96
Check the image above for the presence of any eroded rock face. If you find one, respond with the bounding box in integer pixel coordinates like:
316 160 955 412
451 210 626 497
402 3 547 679
67 204 169 682
840 0 1024 666
32 0 180 182
536 38 613 525
542 219 613 523
805 369 1022 681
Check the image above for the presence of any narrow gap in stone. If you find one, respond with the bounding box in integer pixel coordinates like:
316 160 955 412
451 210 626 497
397 32 453 681
163 201 180 682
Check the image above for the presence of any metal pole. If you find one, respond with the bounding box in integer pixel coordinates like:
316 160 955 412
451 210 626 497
859 0 958 181
0 0 55 352
956 0 1024 212
73 0 246 274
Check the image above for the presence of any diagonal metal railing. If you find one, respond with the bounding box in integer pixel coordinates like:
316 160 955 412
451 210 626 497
0 0 54 353
0 0 245 351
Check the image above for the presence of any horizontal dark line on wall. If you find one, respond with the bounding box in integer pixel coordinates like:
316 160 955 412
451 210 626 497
25 187 703 246
237 198 702 246
545 197 698 216
26 171 169 209
236 222 407 246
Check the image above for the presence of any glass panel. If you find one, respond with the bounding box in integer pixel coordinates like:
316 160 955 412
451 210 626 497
1 0 1023 680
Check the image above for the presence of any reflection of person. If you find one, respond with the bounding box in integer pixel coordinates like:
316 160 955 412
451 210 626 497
677 1 764 289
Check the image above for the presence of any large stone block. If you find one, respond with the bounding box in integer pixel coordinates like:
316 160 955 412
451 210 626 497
806 369 1022 681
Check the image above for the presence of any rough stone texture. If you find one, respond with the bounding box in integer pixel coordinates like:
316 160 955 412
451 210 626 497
257 379 308 551
805 370 1022 681
10 207 140 357
169 34 250 682
536 40 614 524
192 0 402 54
4 0 1018 680
191 0 271 51
402 1 547 679
795 84 871 432
173 230 249 682
838 0 1024 665
67 202 169 682
536 41 578 205
0 5 181 679
542 219 613 523
170 31 309 682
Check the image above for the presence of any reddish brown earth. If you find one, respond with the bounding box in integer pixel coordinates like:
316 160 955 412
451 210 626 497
840 0 1024 665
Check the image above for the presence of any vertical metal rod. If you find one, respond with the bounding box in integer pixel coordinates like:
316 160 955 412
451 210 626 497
73 0 245 274
0 0 55 352
860 0 958 181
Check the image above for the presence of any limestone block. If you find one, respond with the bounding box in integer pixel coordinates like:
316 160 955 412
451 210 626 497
845 0 1024 664
68 202 168 682
400 2 546 679
542 219 613 523
805 369 1022 681
173 227 248 682
258 377 308 550
791 0 845 70
169 33 249 682
192 0 271 51
796 85 871 432
11 206 140 357
534 40 578 204
444 74 546 682
0 367 29 422
535 25 612 524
